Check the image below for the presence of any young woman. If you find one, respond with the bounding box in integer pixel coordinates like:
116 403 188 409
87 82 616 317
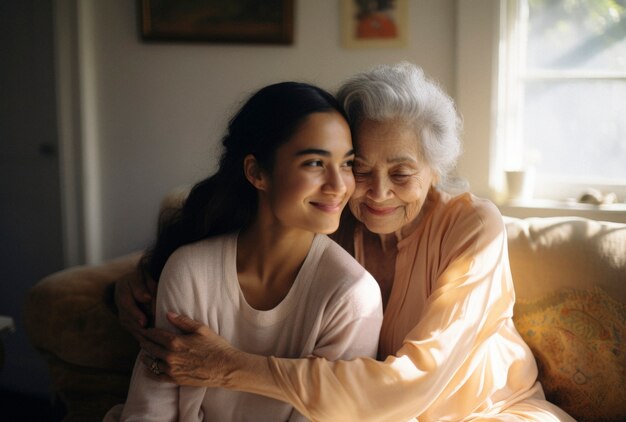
104 82 383 421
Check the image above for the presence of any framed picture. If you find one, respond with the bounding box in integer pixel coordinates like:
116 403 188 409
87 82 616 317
140 0 294 44
341 0 408 48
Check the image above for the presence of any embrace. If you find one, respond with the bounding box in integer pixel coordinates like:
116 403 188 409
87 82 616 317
106 62 573 421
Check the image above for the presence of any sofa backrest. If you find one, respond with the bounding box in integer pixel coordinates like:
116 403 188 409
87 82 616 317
504 216 626 302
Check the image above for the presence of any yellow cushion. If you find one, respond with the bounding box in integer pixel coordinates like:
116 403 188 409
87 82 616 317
513 287 626 422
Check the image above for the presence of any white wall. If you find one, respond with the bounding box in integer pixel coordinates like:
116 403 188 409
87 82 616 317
455 0 500 199
69 0 458 262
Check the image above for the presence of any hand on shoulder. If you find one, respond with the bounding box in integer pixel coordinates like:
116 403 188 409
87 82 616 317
114 267 157 341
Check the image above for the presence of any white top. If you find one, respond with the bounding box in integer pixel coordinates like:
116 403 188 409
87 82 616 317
109 233 383 422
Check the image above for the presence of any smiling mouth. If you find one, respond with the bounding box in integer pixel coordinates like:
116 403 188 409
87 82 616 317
310 201 343 213
363 203 398 216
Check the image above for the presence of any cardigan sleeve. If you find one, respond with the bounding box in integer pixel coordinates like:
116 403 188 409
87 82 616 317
266 202 516 421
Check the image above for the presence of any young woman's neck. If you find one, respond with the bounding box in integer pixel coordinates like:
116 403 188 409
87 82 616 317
236 211 315 311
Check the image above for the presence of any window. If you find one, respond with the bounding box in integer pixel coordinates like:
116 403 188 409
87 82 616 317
497 0 626 202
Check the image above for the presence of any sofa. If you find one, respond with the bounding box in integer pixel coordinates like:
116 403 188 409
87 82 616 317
24 199 626 421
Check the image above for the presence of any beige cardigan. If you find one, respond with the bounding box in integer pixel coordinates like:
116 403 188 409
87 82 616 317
266 190 574 421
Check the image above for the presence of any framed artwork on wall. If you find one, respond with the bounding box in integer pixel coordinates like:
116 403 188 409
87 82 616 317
140 0 294 44
341 0 408 48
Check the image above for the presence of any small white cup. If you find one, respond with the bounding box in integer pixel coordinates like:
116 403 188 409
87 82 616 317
505 168 535 201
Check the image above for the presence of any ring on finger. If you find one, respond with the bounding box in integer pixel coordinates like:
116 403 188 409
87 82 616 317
150 358 162 375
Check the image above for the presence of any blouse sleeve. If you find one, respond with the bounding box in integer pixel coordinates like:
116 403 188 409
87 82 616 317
120 250 205 422
267 201 514 421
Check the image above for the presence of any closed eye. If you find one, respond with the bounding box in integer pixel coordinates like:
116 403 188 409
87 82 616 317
353 164 370 175
391 173 416 183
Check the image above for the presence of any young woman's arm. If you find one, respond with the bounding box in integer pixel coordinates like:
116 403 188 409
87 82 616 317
287 252 383 422
120 249 205 421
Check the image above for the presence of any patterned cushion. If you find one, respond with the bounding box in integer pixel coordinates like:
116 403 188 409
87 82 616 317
505 216 626 421
513 287 626 422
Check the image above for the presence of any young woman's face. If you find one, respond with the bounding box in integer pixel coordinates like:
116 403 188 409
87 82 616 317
264 111 355 234
349 119 437 235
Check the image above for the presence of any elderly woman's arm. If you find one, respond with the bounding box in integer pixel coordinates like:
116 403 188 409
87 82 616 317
142 202 519 421
263 207 516 421
140 312 285 398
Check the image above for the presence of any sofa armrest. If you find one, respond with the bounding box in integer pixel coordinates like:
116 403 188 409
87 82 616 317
24 252 143 421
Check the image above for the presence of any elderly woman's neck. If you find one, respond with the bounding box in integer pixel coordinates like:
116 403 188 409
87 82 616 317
375 232 399 254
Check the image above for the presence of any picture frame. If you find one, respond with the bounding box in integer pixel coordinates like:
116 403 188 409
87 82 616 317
140 0 294 44
341 0 408 48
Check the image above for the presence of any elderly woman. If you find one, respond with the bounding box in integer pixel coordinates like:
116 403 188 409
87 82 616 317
117 62 573 421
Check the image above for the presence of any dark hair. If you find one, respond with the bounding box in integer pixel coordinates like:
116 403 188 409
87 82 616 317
142 82 346 282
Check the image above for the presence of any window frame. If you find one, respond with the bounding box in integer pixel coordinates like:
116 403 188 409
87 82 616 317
496 0 626 202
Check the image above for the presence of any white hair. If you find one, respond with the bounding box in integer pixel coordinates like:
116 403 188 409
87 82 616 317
337 62 466 191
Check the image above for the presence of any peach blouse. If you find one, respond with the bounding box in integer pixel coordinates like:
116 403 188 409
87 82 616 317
266 190 574 421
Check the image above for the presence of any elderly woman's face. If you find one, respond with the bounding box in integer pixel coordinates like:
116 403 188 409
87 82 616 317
349 119 436 235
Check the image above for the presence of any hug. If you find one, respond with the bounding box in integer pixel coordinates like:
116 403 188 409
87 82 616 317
104 62 574 421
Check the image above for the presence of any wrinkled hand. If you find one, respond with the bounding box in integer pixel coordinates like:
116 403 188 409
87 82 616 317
114 269 157 341
140 312 239 388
